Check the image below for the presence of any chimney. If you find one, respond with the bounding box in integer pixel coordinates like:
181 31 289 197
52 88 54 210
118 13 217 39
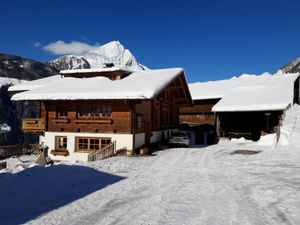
103 63 115 68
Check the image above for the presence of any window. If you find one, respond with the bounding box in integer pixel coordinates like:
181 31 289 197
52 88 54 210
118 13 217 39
90 106 101 118
76 137 111 152
78 138 89 150
90 139 100 150
78 107 90 118
101 139 111 149
102 106 112 117
58 106 68 118
55 136 67 150
77 106 112 119
137 116 144 130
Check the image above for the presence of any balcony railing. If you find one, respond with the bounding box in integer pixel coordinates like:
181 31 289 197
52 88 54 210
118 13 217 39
22 118 45 133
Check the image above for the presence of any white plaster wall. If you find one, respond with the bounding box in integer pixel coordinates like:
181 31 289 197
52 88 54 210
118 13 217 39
150 131 162 143
135 133 145 149
39 135 45 145
44 132 133 162
150 129 177 143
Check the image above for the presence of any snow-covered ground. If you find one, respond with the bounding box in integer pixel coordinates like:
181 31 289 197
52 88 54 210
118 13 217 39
1 105 300 225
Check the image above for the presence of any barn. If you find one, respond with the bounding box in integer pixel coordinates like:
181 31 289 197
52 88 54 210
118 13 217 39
181 73 300 143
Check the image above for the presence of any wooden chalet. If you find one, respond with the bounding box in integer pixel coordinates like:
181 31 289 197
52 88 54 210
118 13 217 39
10 67 192 161
181 73 300 143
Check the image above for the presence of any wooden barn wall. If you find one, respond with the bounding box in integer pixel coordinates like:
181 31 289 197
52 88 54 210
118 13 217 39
179 114 215 125
180 99 219 114
179 99 220 126
44 100 132 134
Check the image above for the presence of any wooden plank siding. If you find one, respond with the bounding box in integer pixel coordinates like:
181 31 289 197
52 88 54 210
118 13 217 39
43 100 132 134
62 71 130 80
179 114 215 126
179 99 220 126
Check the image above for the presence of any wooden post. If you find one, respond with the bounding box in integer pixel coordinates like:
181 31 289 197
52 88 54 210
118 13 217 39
130 102 136 156
216 113 220 138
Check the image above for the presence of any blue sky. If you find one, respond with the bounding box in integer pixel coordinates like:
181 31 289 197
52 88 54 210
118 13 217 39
1 0 300 82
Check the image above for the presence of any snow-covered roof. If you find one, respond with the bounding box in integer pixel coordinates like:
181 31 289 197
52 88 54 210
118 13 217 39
11 68 185 101
60 67 134 75
0 77 25 88
8 75 62 92
189 73 299 112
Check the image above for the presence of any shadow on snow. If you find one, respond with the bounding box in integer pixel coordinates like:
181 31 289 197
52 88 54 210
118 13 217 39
0 164 126 225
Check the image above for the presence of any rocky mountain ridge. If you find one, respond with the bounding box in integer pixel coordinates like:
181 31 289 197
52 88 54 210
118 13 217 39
277 57 300 74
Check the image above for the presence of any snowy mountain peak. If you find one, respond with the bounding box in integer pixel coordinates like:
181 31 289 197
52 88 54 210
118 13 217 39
90 40 124 58
49 41 147 72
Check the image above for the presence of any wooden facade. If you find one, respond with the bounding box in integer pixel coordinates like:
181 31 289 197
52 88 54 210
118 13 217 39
179 99 220 126
44 100 132 134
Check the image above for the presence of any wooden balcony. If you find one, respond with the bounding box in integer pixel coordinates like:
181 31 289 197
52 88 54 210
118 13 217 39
74 117 112 124
22 118 45 133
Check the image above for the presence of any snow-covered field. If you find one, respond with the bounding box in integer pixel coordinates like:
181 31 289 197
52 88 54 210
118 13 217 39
1 105 300 225
1 140 300 225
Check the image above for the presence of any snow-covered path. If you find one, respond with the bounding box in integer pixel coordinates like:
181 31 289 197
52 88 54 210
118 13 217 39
16 141 300 225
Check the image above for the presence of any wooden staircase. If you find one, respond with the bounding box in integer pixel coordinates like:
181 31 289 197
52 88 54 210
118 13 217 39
87 141 127 162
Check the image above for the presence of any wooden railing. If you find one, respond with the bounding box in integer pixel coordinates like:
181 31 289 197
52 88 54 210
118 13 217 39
88 141 116 162
22 119 45 133
88 141 127 162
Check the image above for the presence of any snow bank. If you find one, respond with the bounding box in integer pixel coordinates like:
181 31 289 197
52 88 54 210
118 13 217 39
257 133 277 146
278 104 300 149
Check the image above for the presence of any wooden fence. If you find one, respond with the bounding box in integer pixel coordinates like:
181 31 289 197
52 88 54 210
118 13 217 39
0 144 40 159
